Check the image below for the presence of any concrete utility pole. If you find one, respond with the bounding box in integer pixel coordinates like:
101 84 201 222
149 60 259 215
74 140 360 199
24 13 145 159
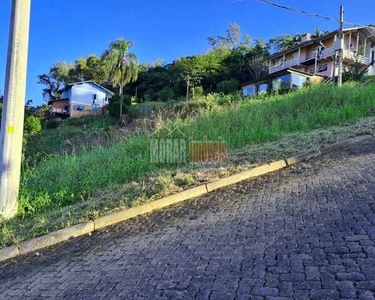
0 0 31 219
186 75 190 102
337 5 344 86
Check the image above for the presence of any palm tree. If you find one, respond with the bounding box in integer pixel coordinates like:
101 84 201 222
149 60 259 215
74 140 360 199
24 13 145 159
311 27 329 39
101 39 138 120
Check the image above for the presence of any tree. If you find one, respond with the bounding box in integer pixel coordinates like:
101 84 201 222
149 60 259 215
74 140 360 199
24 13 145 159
85 55 107 84
268 34 304 53
207 23 252 51
101 39 138 120
37 62 73 101
311 27 329 39
247 54 269 83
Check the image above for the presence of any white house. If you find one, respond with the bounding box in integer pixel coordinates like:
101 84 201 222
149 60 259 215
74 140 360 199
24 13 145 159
49 81 115 118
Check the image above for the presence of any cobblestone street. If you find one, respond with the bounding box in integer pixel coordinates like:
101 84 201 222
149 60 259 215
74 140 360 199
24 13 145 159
1 139 375 299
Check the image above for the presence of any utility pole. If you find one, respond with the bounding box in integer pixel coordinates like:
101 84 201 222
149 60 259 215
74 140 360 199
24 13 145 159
0 0 31 219
337 5 344 86
186 75 190 102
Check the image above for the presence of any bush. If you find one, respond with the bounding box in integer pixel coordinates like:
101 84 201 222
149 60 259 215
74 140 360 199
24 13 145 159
191 86 204 98
215 79 240 94
156 87 176 102
24 116 42 136
46 119 61 129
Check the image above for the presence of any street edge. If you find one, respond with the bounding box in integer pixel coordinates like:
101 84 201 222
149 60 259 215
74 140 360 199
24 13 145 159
0 134 373 263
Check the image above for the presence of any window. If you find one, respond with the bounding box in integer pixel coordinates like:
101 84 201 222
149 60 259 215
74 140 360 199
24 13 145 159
272 74 291 91
258 83 268 94
291 73 307 89
243 85 255 96
318 64 328 73
73 105 85 111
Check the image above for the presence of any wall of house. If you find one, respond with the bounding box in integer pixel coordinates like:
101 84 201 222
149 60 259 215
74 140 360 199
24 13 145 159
69 103 104 118
297 61 333 78
284 51 298 61
344 33 359 52
368 47 375 76
70 82 110 107
301 35 335 61
51 100 69 112
302 38 334 61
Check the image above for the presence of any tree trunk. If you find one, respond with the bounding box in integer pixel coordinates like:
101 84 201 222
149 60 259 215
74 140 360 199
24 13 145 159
119 84 123 118
119 84 125 123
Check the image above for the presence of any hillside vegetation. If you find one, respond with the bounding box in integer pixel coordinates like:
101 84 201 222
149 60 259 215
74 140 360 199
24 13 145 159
19 82 375 213
2 81 375 247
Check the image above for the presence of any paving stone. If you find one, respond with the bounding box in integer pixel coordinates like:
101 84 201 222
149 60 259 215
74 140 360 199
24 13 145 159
337 272 366 281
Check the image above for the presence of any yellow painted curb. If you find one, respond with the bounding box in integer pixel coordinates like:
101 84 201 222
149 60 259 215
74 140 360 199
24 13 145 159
0 245 20 263
206 160 287 192
18 221 94 255
94 185 208 230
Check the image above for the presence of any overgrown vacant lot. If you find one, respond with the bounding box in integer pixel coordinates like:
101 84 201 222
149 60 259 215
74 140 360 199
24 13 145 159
2 81 375 247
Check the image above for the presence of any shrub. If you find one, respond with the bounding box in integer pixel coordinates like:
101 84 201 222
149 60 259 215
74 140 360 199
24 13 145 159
156 87 176 102
46 119 61 129
24 116 42 136
343 62 363 82
191 86 204 98
215 79 240 94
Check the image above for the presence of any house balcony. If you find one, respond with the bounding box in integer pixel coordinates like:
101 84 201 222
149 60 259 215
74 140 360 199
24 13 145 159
343 50 370 65
51 107 70 116
269 57 299 74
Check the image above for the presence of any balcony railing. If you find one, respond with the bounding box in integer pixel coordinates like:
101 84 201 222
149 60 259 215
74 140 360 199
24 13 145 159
343 50 370 65
51 108 69 115
269 47 371 74
269 57 299 74
320 47 335 59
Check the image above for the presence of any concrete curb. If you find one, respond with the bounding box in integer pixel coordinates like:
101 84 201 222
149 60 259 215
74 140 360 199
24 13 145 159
0 134 373 263
18 221 95 255
320 135 372 155
0 245 19 262
285 149 321 166
94 185 208 230
206 160 287 192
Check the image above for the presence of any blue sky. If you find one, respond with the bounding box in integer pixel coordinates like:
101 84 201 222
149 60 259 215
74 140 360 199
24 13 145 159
0 0 374 105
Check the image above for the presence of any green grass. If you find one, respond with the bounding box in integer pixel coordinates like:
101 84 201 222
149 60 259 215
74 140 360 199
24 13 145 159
19 82 375 215
176 83 374 148
25 115 117 161
1 81 375 247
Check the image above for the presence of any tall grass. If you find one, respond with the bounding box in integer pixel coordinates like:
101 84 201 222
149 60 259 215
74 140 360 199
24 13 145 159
19 82 375 216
